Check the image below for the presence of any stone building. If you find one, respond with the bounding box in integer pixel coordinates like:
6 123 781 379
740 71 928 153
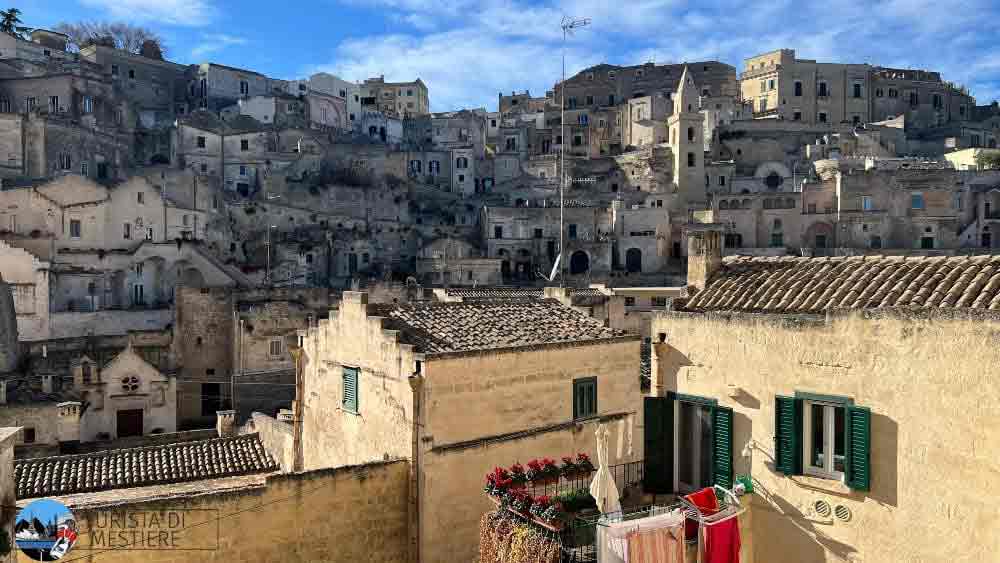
172 286 333 429
0 29 72 63
740 49 975 130
554 61 738 114
286 71 361 124
193 62 285 112
298 292 643 563
360 75 429 117
0 346 177 456
649 226 1000 563
0 272 18 375
415 236 502 286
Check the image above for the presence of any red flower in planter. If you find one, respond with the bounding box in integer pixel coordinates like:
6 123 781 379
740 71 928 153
509 462 528 485
576 453 595 473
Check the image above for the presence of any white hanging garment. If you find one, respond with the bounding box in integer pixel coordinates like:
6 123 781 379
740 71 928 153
626 414 634 457
617 418 626 460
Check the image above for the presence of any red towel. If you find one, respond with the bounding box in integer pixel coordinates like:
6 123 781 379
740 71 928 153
684 487 719 540
704 517 741 563
685 487 719 512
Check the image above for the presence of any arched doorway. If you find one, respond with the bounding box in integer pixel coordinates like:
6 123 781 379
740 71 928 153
569 251 589 275
625 248 642 273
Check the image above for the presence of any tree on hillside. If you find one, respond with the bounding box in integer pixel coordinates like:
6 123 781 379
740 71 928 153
975 150 1000 170
0 8 31 39
53 21 167 58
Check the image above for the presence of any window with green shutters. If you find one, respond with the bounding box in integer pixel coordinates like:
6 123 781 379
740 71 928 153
642 392 734 494
342 367 359 414
774 393 871 492
573 377 597 419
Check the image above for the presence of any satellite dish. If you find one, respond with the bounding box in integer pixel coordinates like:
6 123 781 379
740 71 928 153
547 253 561 281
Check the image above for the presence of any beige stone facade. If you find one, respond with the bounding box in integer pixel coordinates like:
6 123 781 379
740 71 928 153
649 311 1000 563
299 292 643 563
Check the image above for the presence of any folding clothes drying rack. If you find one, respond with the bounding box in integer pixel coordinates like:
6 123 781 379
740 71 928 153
596 485 746 544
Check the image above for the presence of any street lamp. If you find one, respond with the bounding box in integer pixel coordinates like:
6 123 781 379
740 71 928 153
559 15 590 287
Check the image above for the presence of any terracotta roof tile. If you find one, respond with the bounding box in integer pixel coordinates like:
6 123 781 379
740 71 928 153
15 433 276 499
686 255 1000 314
368 299 630 354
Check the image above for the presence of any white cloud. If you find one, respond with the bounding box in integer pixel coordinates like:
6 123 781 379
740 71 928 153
80 0 216 26
318 0 1000 110
190 33 249 59
312 29 606 111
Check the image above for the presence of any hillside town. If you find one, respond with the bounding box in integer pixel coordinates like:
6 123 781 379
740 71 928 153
0 8 999 563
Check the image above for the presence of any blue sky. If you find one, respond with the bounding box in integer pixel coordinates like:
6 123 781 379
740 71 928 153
13 0 1000 112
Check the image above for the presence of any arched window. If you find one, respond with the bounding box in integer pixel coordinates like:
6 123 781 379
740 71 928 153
625 248 642 273
456 157 469 169
687 127 695 142
82 363 92 384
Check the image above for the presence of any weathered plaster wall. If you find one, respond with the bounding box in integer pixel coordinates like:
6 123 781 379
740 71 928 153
46 460 410 563
300 292 418 470
417 340 643 563
650 311 1000 563
247 412 294 472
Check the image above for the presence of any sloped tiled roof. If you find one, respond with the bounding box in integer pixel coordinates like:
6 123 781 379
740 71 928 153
15 434 277 499
368 299 631 354
445 287 544 300
685 255 1000 313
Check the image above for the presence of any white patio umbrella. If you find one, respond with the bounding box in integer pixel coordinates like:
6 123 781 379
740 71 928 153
589 423 621 515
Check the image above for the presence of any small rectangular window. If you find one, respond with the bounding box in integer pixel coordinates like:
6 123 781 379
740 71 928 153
197 136 206 148
651 297 668 307
70 219 81 239
269 338 283 358
137 192 144 205
818 112 828 123
123 222 131 240
534 228 543 238
22 427 35 444
862 196 873 211
81 162 88 176
624 297 636 306
911 193 925 209
241 139 249 151
146 227 154 241
568 224 578 239
494 225 502 239
573 377 597 419
343 367 359 413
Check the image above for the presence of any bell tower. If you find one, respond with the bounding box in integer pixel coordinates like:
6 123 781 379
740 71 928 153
668 66 706 212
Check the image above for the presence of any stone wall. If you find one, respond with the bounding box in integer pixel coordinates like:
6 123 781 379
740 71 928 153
0 276 17 373
650 311 1000 563
246 412 294 472
48 309 173 340
49 460 411 563
0 428 16 563
417 340 643 563
0 404 58 449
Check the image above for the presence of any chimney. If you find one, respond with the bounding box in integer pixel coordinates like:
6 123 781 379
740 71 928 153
685 221 724 294
543 287 572 306
216 409 237 437
57 401 82 451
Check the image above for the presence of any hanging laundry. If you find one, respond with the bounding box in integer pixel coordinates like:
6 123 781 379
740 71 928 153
703 517 740 563
626 524 684 563
684 487 719 541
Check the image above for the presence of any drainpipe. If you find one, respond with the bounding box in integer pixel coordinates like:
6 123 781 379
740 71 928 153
291 347 304 472
408 369 423 563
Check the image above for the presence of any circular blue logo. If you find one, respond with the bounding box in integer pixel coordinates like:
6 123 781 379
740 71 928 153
15 499 78 561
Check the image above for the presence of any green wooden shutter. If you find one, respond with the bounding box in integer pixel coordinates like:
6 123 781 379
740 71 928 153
343 367 358 413
774 395 802 475
643 396 674 494
845 405 871 491
711 406 734 489
573 377 597 418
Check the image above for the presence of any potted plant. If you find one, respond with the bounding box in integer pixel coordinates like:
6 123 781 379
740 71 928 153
509 489 533 515
560 456 579 479
484 467 512 497
574 453 596 477
527 459 559 486
509 462 528 488
529 495 565 529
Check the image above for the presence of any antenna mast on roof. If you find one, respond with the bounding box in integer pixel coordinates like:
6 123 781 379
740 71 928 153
559 15 591 288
